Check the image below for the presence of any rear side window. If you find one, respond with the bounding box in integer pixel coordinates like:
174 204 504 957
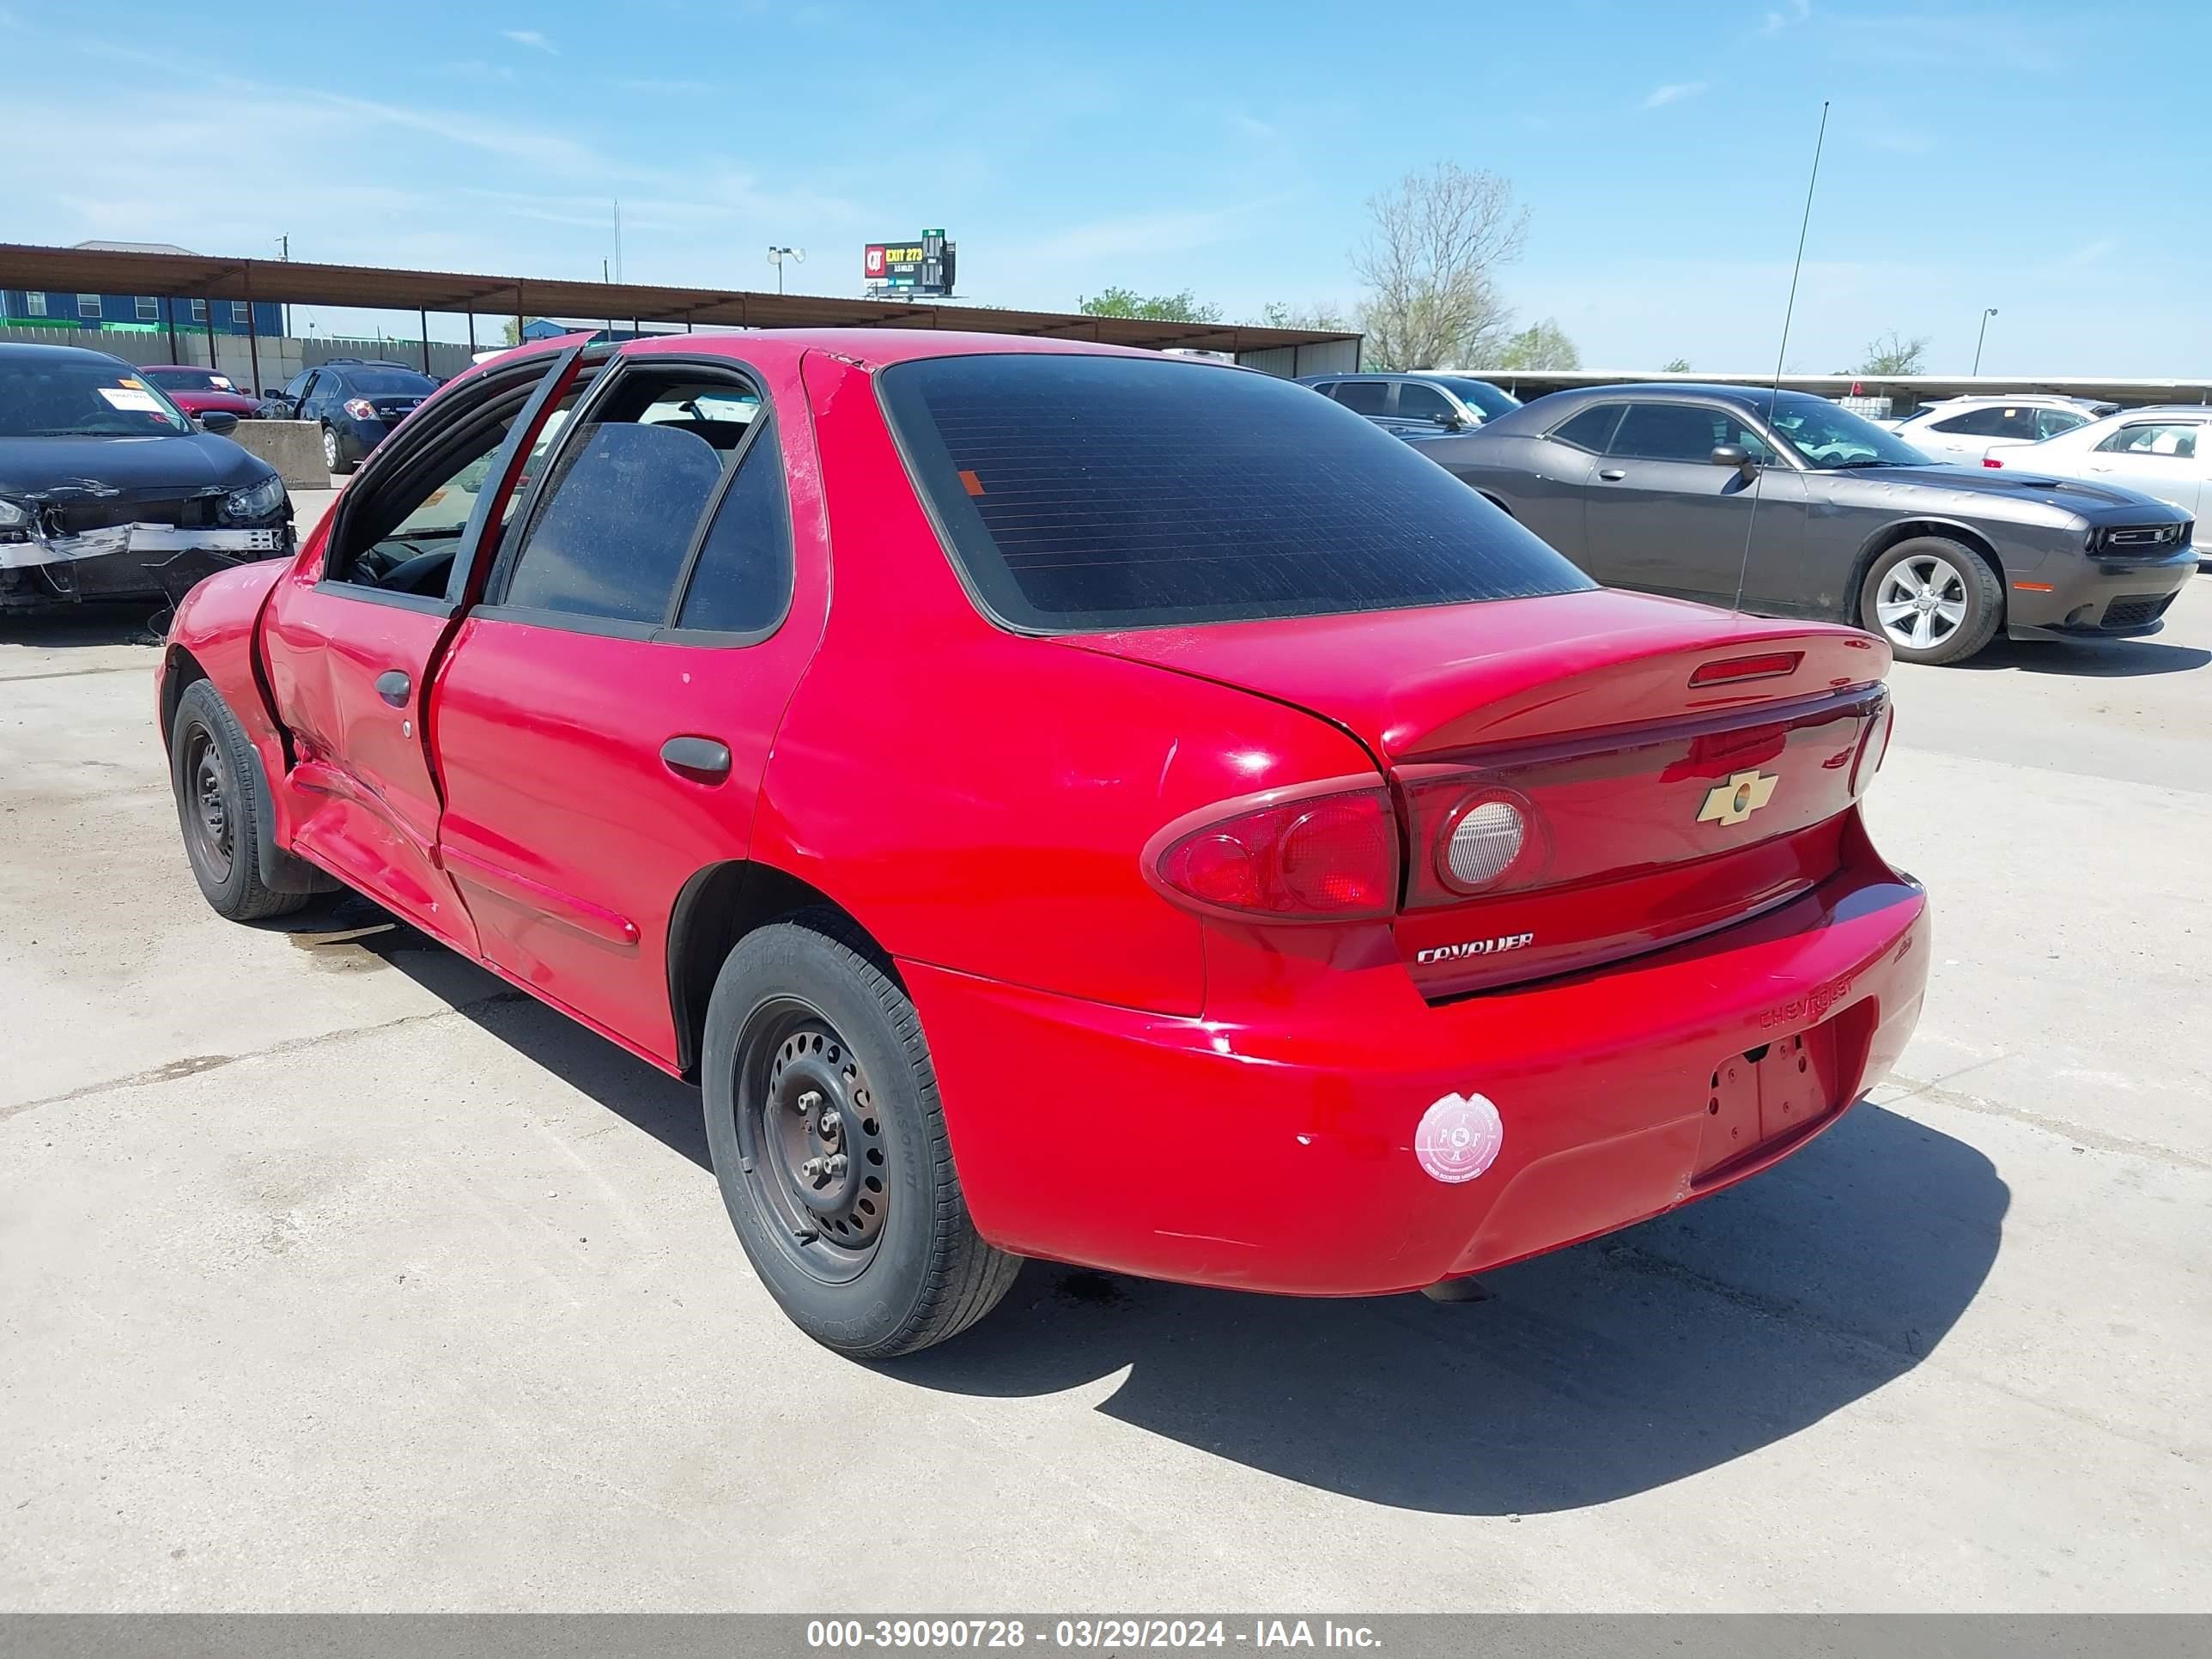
2096 422 2199 459
501 368 789 631
878 353 1591 632
1549 403 1626 453
1332 381 1390 416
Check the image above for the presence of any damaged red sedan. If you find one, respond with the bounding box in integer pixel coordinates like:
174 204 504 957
156 331 1928 1357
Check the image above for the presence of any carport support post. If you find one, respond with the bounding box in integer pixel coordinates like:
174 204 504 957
242 264 261 397
164 302 179 365
466 313 476 353
419 308 430 376
201 297 216 374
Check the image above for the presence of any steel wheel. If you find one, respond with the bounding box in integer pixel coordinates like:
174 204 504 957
732 998 891 1285
1874 552 1970 653
181 719 236 884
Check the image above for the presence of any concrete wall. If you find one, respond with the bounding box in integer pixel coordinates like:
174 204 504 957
227 421 328 490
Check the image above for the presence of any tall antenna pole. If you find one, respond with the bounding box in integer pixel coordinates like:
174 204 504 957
1731 100 1829 616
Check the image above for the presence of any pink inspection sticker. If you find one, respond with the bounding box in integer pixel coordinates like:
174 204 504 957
1414 1091 1504 1184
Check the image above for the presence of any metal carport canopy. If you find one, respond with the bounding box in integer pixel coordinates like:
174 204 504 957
0 242 1358 359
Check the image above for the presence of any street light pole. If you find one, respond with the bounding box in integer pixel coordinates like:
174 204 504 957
767 246 803 295
1972 307 1998 376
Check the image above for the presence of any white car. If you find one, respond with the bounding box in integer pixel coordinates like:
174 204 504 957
1982 406 2208 541
1892 396 2112 465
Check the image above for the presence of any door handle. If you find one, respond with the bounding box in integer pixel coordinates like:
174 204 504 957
374 669 410 707
661 735 732 782
1599 468 1626 481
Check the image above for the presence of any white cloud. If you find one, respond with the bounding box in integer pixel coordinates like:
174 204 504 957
1642 82 1709 109
1760 0 1812 34
500 28 556 53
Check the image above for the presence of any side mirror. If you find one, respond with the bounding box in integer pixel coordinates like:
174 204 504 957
1436 411 1472 431
198 410 240 434
1710 443 1758 479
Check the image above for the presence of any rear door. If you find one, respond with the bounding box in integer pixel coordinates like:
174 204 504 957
430 353 822 1063
259 347 586 945
1583 400 1808 605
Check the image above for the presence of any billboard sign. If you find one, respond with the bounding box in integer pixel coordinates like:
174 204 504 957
864 229 955 297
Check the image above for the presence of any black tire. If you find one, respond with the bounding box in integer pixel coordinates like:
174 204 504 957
169 680 313 922
1859 536 2003 665
701 909 1019 1358
322 424 356 476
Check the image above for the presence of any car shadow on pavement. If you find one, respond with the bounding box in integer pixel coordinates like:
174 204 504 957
349 915 2006 1517
1958 635 2210 676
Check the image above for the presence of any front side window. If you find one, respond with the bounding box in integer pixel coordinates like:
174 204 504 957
1395 382 1459 423
501 368 783 630
1609 403 1775 463
878 352 1590 632
2095 422 2199 459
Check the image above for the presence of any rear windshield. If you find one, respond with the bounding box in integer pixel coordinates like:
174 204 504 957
343 368 438 395
878 353 1591 631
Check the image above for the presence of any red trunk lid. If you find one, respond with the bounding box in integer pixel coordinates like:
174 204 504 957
1066 588 1893 995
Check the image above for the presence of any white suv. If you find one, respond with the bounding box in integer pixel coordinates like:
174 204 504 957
1893 396 2111 464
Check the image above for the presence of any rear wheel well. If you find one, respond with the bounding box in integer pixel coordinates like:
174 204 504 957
160 647 209 744
1850 521 2006 624
666 862 898 1079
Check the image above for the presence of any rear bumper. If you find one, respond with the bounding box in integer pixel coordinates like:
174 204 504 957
907 826 1928 1295
2005 546 2195 641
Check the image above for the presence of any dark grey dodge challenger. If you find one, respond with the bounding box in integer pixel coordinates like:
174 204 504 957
1398 383 2197 664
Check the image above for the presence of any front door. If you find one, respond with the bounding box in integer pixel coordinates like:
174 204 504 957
1583 400 1808 607
431 353 820 1064
260 348 582 946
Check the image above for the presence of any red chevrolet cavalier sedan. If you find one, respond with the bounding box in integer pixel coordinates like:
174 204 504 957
155 331 1927 1356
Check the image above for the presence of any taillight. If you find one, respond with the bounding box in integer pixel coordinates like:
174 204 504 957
1849 694 1894 795
1983 456 2004 468
1146 782 1398 922
343 398 377 420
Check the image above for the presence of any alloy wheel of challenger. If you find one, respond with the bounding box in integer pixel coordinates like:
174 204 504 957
733 1000 892 1285
1873 552 1971 653
182 720 235 883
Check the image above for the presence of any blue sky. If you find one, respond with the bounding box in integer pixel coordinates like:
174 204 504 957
4 0 2205 374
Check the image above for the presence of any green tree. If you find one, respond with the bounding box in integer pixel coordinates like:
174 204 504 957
1077 286 1224 324
1856 331 1929 375
501 319 522 346
1492 318 1582 370
1661 356 1692 372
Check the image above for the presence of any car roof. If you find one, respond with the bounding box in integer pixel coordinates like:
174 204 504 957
2091 404 2212 419
1909 394 2104 410
602 328 1182 370
0 341 132 367
1295 370 1497 383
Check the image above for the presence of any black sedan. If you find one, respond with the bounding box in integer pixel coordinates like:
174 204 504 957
1404 384 2197 664
0 343 293 611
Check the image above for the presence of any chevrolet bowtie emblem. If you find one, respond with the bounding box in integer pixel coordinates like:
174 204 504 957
1698 769 1778 827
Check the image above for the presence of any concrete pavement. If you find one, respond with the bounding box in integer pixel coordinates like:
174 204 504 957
2 574 2208 1612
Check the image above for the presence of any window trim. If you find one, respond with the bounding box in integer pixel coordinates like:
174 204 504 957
135 295 160 321
77 293 102 319
232 301 252 325
313 343 586 617
25 291 48 317
189 298 207 322
473 350 793 649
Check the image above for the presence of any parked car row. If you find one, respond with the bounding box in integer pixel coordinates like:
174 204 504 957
1318 371 2198 665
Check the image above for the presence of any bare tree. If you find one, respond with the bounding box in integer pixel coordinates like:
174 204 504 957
1352 163 1528 370
1255 300 1356 332
1855 331 1929 375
